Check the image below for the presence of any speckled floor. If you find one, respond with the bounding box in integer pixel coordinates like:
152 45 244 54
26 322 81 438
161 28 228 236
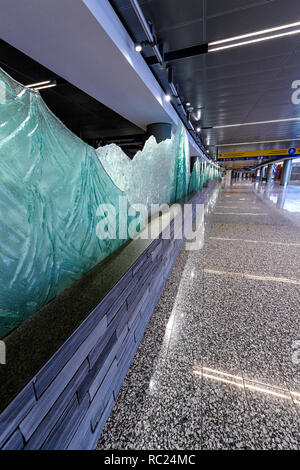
96 182 300 450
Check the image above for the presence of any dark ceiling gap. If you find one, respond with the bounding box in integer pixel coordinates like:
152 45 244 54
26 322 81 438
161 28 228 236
0 39 144 156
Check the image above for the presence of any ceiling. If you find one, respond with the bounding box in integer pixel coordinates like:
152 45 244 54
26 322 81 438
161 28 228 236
1 0 204 159
2 0 300 165
0 38 145 155
110 0 300 166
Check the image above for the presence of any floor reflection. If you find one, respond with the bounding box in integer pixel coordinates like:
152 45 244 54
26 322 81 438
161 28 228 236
254 181 300 213
193 366 300 404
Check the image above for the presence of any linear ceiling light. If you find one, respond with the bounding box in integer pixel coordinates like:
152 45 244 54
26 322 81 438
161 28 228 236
34 83 57 91
26 80 51 88
209 21 300 45
208 21 300 52
218 138 300 147
213 117 300 129
209 30 300 52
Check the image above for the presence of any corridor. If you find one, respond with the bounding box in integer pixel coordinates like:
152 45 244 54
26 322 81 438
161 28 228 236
97 181 300 450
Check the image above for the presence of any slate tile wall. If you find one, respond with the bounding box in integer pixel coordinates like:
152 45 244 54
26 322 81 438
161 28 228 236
0 183 215 449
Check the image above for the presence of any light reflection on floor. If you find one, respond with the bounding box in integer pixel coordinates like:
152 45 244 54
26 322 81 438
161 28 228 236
254 181 300 213
193 366 300 404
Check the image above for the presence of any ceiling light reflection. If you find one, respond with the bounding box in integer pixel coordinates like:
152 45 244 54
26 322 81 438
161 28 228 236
209 236 300 247
193 366 300 403
204 268 300 285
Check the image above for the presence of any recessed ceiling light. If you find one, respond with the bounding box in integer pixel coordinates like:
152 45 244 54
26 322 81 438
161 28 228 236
27 80 51 88
196 127 201 132
165 94 171 102
135 43 143 52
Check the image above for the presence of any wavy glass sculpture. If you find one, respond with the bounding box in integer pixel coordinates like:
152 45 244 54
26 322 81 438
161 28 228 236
0 69 131 338
0 66 218 338
96 123 190 211
188 159 202 194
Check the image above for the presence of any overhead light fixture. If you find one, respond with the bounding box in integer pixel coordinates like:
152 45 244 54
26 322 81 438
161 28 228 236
209 30 300 52
186 102 191 106
213 117 300 129
26 80 57 91
26 80 51 88
209 21 300 46
196 127 201 132
208 21 300 52
165 94 171 102
218 138 300 147
135 43 143 52
34 83 57 91
130 0 164 65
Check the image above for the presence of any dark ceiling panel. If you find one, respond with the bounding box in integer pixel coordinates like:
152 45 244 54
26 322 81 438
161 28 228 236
110 0 300 162
3 1 300 163
205 0 300 41
111 0 300 162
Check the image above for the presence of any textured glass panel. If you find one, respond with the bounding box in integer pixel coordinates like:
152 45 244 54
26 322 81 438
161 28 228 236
96 123 190 210
188 159 201 194
0 69 129 338
0 66 219 338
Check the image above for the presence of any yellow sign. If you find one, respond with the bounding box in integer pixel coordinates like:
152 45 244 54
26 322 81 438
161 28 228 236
218 148 300 161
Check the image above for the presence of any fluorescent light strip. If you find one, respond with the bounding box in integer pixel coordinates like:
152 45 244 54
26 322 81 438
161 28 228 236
213 117 300 129
34 83 57 91
209 28 300 52
218 138 300 147
209 21 300 46
27 80 51 88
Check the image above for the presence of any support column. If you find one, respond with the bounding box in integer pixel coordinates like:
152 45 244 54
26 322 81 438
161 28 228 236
256 169 261 182
260 166 266 182
277 185 287 208
146 123 172 143
266 164 273 183
280 159 292 186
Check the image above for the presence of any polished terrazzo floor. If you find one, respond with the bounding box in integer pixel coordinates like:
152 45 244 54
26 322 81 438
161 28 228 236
97 180 300 450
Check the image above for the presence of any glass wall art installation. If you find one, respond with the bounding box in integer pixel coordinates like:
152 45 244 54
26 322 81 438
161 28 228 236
96 123 190 211
0 67 219 338
188 159 202 194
